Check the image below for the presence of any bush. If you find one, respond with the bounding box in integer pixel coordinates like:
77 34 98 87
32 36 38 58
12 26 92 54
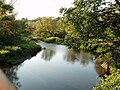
0 15 14 21
43 37 63 44
93 68 120 90
0 37 41 61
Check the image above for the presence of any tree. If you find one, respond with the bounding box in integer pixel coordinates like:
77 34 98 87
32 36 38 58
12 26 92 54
60 0 120 68
0 0 22 43
0 0 14 15
32 17 64 38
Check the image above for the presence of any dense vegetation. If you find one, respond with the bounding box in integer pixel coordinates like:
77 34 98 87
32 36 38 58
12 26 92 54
61 0 120 89
0 0 120 89
26 17 66 44
27 0 120 89
0 0 41 63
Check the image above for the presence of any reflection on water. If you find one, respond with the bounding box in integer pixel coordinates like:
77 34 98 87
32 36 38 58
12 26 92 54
41 49 56 61
41 43 95 66
79 52 95 66
0 41 107 90
64 48 95 66
64 48 76 63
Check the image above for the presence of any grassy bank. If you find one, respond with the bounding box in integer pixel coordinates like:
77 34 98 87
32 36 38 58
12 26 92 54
41 37 63 44
0 37 41 63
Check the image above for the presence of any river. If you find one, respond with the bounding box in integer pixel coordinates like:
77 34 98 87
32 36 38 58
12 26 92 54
0 41 102 90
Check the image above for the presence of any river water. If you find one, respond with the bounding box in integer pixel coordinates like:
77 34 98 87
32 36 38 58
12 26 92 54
0 41 101 90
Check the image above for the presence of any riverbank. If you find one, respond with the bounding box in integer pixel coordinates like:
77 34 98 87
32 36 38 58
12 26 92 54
38 38 120 90
93 67 120 90
0 37 41 65
1 41 98 90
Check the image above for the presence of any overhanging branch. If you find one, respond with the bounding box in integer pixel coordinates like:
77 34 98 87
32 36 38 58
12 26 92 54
115 0 120 11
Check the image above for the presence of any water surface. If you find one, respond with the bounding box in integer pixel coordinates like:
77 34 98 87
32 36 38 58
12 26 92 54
1 41 100 90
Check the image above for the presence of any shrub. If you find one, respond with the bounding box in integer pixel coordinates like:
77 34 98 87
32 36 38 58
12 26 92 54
43 37 63 43
0 37 41 61
93 68 120 90
0 49 9 54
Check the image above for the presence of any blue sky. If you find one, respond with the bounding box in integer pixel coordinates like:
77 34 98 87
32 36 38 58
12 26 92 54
14 0 74 19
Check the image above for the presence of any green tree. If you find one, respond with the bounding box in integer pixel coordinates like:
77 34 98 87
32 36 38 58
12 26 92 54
60 1 120 89
30 17 66 39
0 0 14 15
34 17 57 37
0 0 21 42
60 0 120 68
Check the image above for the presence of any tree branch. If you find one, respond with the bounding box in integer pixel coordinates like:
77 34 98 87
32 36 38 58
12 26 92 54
9 0 17 5
115 0 120 11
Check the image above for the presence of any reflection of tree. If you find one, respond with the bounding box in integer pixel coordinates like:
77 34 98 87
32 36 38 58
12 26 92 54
64 48 76 64
41 49 56 61
79 52 94 66
64 49 95 65
1 64 22 89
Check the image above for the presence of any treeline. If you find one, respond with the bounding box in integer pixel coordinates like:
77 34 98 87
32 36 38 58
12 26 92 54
26 0 120 89
27 17 66 43
0 0 120 89
0 0 41 62
26 17 78 46
27 0 120 68
26 0 120 68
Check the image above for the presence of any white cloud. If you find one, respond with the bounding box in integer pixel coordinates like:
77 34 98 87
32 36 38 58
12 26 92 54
14 0 74 19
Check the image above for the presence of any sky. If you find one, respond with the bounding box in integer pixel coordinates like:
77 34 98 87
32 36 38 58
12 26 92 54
13 0 74 19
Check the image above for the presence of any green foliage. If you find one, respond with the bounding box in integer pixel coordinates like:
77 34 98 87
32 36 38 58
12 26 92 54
60 0 120 68
0 15 14 21
60 0 120 90
0 0 14 15
0 20 23 41
93 68 120 90
43 37 63 44
27 17 66 41
0 0 41 62
0 0 23 42
33 17 58 37
0 49 9 54
0 37 41 61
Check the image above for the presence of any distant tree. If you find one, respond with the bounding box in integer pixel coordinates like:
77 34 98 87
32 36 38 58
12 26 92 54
33 17 59 38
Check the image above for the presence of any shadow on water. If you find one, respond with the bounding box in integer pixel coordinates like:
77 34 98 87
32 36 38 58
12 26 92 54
41 49 56 61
